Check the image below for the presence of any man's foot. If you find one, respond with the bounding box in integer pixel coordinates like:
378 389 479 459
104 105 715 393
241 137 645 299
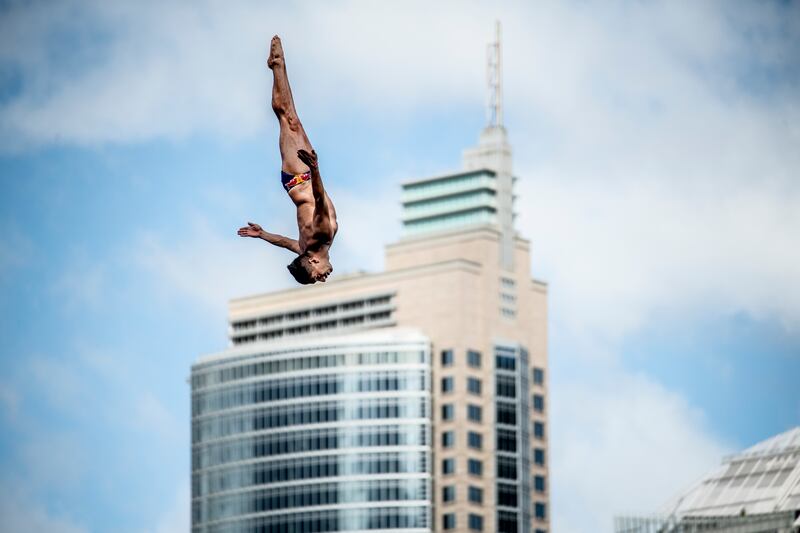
267 35 284 69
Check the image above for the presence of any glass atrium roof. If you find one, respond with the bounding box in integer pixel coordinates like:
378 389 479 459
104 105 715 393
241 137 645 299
661 427 800 518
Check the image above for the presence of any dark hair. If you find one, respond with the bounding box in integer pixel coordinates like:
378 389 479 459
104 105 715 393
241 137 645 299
287 255 315 285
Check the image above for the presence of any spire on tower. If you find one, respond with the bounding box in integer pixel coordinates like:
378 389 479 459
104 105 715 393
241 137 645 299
486 20 503 128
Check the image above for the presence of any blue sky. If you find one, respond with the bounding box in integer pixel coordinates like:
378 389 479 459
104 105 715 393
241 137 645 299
1 1 799 532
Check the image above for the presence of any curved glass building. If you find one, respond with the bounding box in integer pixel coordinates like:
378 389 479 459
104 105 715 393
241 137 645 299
191 329 432 533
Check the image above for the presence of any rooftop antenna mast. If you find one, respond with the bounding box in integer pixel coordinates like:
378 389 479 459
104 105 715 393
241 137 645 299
487 20 503 128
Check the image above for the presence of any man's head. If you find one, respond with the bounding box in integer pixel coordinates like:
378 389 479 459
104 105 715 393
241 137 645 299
287 252 332 284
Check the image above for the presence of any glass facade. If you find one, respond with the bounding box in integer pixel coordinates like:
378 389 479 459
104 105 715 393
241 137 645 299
191 331 432 533
494 343 533 533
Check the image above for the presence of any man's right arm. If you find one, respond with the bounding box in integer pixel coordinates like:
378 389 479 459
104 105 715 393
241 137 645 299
238 222 300 254
297 149 332 233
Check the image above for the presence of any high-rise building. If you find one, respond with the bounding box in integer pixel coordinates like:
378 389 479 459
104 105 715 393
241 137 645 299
190 23 550 533
191 329 433 533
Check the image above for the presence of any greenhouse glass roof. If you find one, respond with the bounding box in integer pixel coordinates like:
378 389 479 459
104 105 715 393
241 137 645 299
661 426 800 518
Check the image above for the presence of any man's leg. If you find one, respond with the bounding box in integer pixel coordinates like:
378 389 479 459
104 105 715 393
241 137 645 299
268 36 313 175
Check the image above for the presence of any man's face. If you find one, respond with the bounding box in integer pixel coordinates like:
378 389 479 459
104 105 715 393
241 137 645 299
309 260 332 282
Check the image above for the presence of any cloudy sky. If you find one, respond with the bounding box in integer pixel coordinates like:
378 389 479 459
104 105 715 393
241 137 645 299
1 1 798 531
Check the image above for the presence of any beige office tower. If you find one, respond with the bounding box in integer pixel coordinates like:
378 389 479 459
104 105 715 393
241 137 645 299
191 24 549 533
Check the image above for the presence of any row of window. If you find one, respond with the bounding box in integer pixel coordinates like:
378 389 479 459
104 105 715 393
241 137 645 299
441 403 482 422
230 298 392 333
193 371 426 415
196 479 428 522
440 350 545 382
230 295 392 331
439 402 545 435
441 349 482 368
232 310 393 344
404 189 495 214
193 350 425 390
193 451 428 497
443 512 484 531
193 424 427 470
193 396 427 443
441 430 483 450
442 457 483 476
402 171 493 199
442 456 545 480
441 376 482 395
497 504 547 524
442 485 484 504
194 506 428 532
496 509 547 533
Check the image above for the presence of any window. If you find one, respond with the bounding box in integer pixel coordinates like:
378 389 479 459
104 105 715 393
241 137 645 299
442 431 454 448
443 513 456 530
533 394 545 412
534 448 546 466
442 485 455 503
468 514 484 531
468 458 483 476
534 422 545 440
497 428 517 452
467 377 482 395
497 403 517 425
496 355 516 371
442 458 455 475
501 277 516 288
497 375 516 398
468 486 483 504
441 377 454 393
467 350 481 367
442 404 454 421
498 483 518 507
535 475 546 493
467 404 482 422
535 502 547 520
498 511 518 533
532 367 544 385
501 307 516 318
497 456 517 480
468 431 482 450
441 349 454 366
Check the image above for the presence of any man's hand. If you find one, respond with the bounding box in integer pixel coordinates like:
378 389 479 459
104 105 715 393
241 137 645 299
238 222 263 238
297 149 318 169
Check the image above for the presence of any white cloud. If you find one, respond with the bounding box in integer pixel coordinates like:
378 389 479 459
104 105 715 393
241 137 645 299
0 0 488 148
550 365 731 532
0 484 87 533
133 213 292 312
518 176 800 344
330 180 401 273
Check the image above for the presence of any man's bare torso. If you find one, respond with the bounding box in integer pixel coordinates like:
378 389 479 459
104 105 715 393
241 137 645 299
288 180 338 254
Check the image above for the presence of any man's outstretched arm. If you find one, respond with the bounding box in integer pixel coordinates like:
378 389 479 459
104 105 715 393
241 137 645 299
238 222 301 254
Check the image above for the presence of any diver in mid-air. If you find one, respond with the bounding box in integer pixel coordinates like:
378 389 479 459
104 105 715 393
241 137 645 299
238 35 338 284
